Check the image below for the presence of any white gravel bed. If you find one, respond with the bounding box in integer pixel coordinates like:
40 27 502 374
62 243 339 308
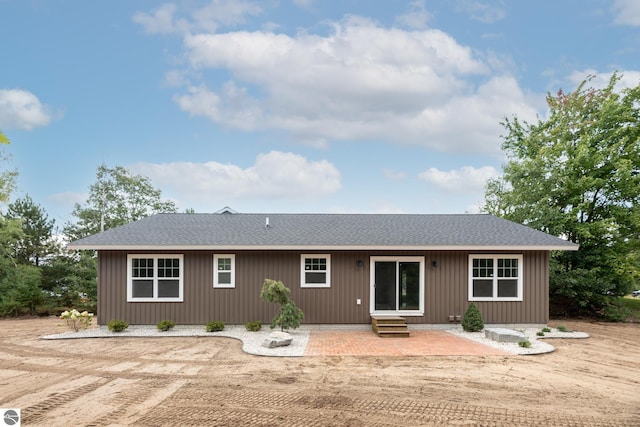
43 324 587 357
447 327 589 355
43 325 310 357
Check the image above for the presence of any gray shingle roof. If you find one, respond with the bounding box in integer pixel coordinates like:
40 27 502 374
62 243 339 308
67 213 578 250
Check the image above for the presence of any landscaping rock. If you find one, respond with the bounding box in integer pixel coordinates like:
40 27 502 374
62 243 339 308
484 328 527 343
262 331 293 348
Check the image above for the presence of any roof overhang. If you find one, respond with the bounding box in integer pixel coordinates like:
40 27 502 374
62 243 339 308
66 244 579 252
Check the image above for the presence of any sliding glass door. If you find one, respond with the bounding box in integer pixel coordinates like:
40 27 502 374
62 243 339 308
371 257 424 315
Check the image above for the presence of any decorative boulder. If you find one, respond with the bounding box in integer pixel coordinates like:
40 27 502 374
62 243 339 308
262 331 293 348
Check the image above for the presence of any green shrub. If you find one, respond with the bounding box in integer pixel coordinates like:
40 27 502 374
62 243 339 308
542 327 551 333
621 297 640 321
245 321 262 332
157 320 176 331
518 340 531 348
205 321 225 332
260 279 304 331
461 303 484 332
601 299 631 322
556 325 570 333
108 319 129 332
536 331 545 336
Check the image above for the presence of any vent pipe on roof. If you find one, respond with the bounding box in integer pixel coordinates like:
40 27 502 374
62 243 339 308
265 217 270 228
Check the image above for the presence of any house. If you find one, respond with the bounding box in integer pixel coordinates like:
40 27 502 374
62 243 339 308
67 212 578 326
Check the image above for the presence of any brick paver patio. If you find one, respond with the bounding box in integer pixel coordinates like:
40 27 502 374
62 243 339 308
304 330 509 356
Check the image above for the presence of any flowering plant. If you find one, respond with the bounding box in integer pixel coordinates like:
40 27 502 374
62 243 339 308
60 309 94 332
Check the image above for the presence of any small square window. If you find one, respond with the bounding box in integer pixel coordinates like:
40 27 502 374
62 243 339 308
301 255 331 288
214 254 235 288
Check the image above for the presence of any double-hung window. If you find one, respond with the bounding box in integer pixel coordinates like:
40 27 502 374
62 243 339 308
469 255 523 301
301 254 331 288
214 254 235 288
127 254 183 302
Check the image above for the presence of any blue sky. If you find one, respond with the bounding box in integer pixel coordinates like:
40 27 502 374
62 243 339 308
1 0 640 227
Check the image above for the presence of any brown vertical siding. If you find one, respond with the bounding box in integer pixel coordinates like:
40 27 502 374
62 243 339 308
422 250 549 325
97 249 549 325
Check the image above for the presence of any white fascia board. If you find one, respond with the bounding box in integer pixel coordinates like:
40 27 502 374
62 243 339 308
67 244 579 251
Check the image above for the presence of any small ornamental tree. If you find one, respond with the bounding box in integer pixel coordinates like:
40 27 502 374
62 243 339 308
260 279 304 331
462 303 484 332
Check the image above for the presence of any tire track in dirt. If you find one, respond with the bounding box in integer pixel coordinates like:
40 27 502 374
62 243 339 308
137 383 638 427
0 340 247 367
21 378 109 425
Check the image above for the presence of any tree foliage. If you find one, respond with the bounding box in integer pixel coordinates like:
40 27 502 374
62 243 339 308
484 73 640 316
64 163 177 240
260 279 304 331
40 251 97 308
0 263 43 316
0 161 179 316
6 195 57 266
0 214 45 316
0 130 17 205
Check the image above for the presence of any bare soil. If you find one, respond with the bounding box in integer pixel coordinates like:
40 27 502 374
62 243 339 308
0 317 638 426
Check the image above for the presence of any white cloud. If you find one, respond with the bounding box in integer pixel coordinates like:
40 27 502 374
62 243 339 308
133 3 179 34
129 151 341 208
192 0 263 30
133 1 263 35
0 89 53 131
169 17 539 154
567 69 640 91
418 165 498 193
395 0 432 29
464 201 484 214
612 0 640 26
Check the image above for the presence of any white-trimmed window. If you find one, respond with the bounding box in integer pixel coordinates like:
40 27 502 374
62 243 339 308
214 254 235 288
127 254 183 302
469 254 523 301
301 254 331 288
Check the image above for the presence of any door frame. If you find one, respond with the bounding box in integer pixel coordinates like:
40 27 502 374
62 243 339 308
369 256 425 316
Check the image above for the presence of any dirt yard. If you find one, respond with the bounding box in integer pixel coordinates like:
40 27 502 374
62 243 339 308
0 317 638 426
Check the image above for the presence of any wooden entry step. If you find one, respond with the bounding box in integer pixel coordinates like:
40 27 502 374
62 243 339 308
371 316 410 338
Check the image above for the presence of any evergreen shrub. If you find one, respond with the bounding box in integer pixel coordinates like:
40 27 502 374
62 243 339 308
206 321 225 332
108 319 129 332
157 320 176 331
461 302 484 332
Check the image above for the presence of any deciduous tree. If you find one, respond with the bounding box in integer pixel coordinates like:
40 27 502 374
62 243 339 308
484 73 640 317
64 163 177 240
0 130 17 204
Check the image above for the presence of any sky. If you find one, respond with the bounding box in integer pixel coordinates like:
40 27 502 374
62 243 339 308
1 0 640 228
